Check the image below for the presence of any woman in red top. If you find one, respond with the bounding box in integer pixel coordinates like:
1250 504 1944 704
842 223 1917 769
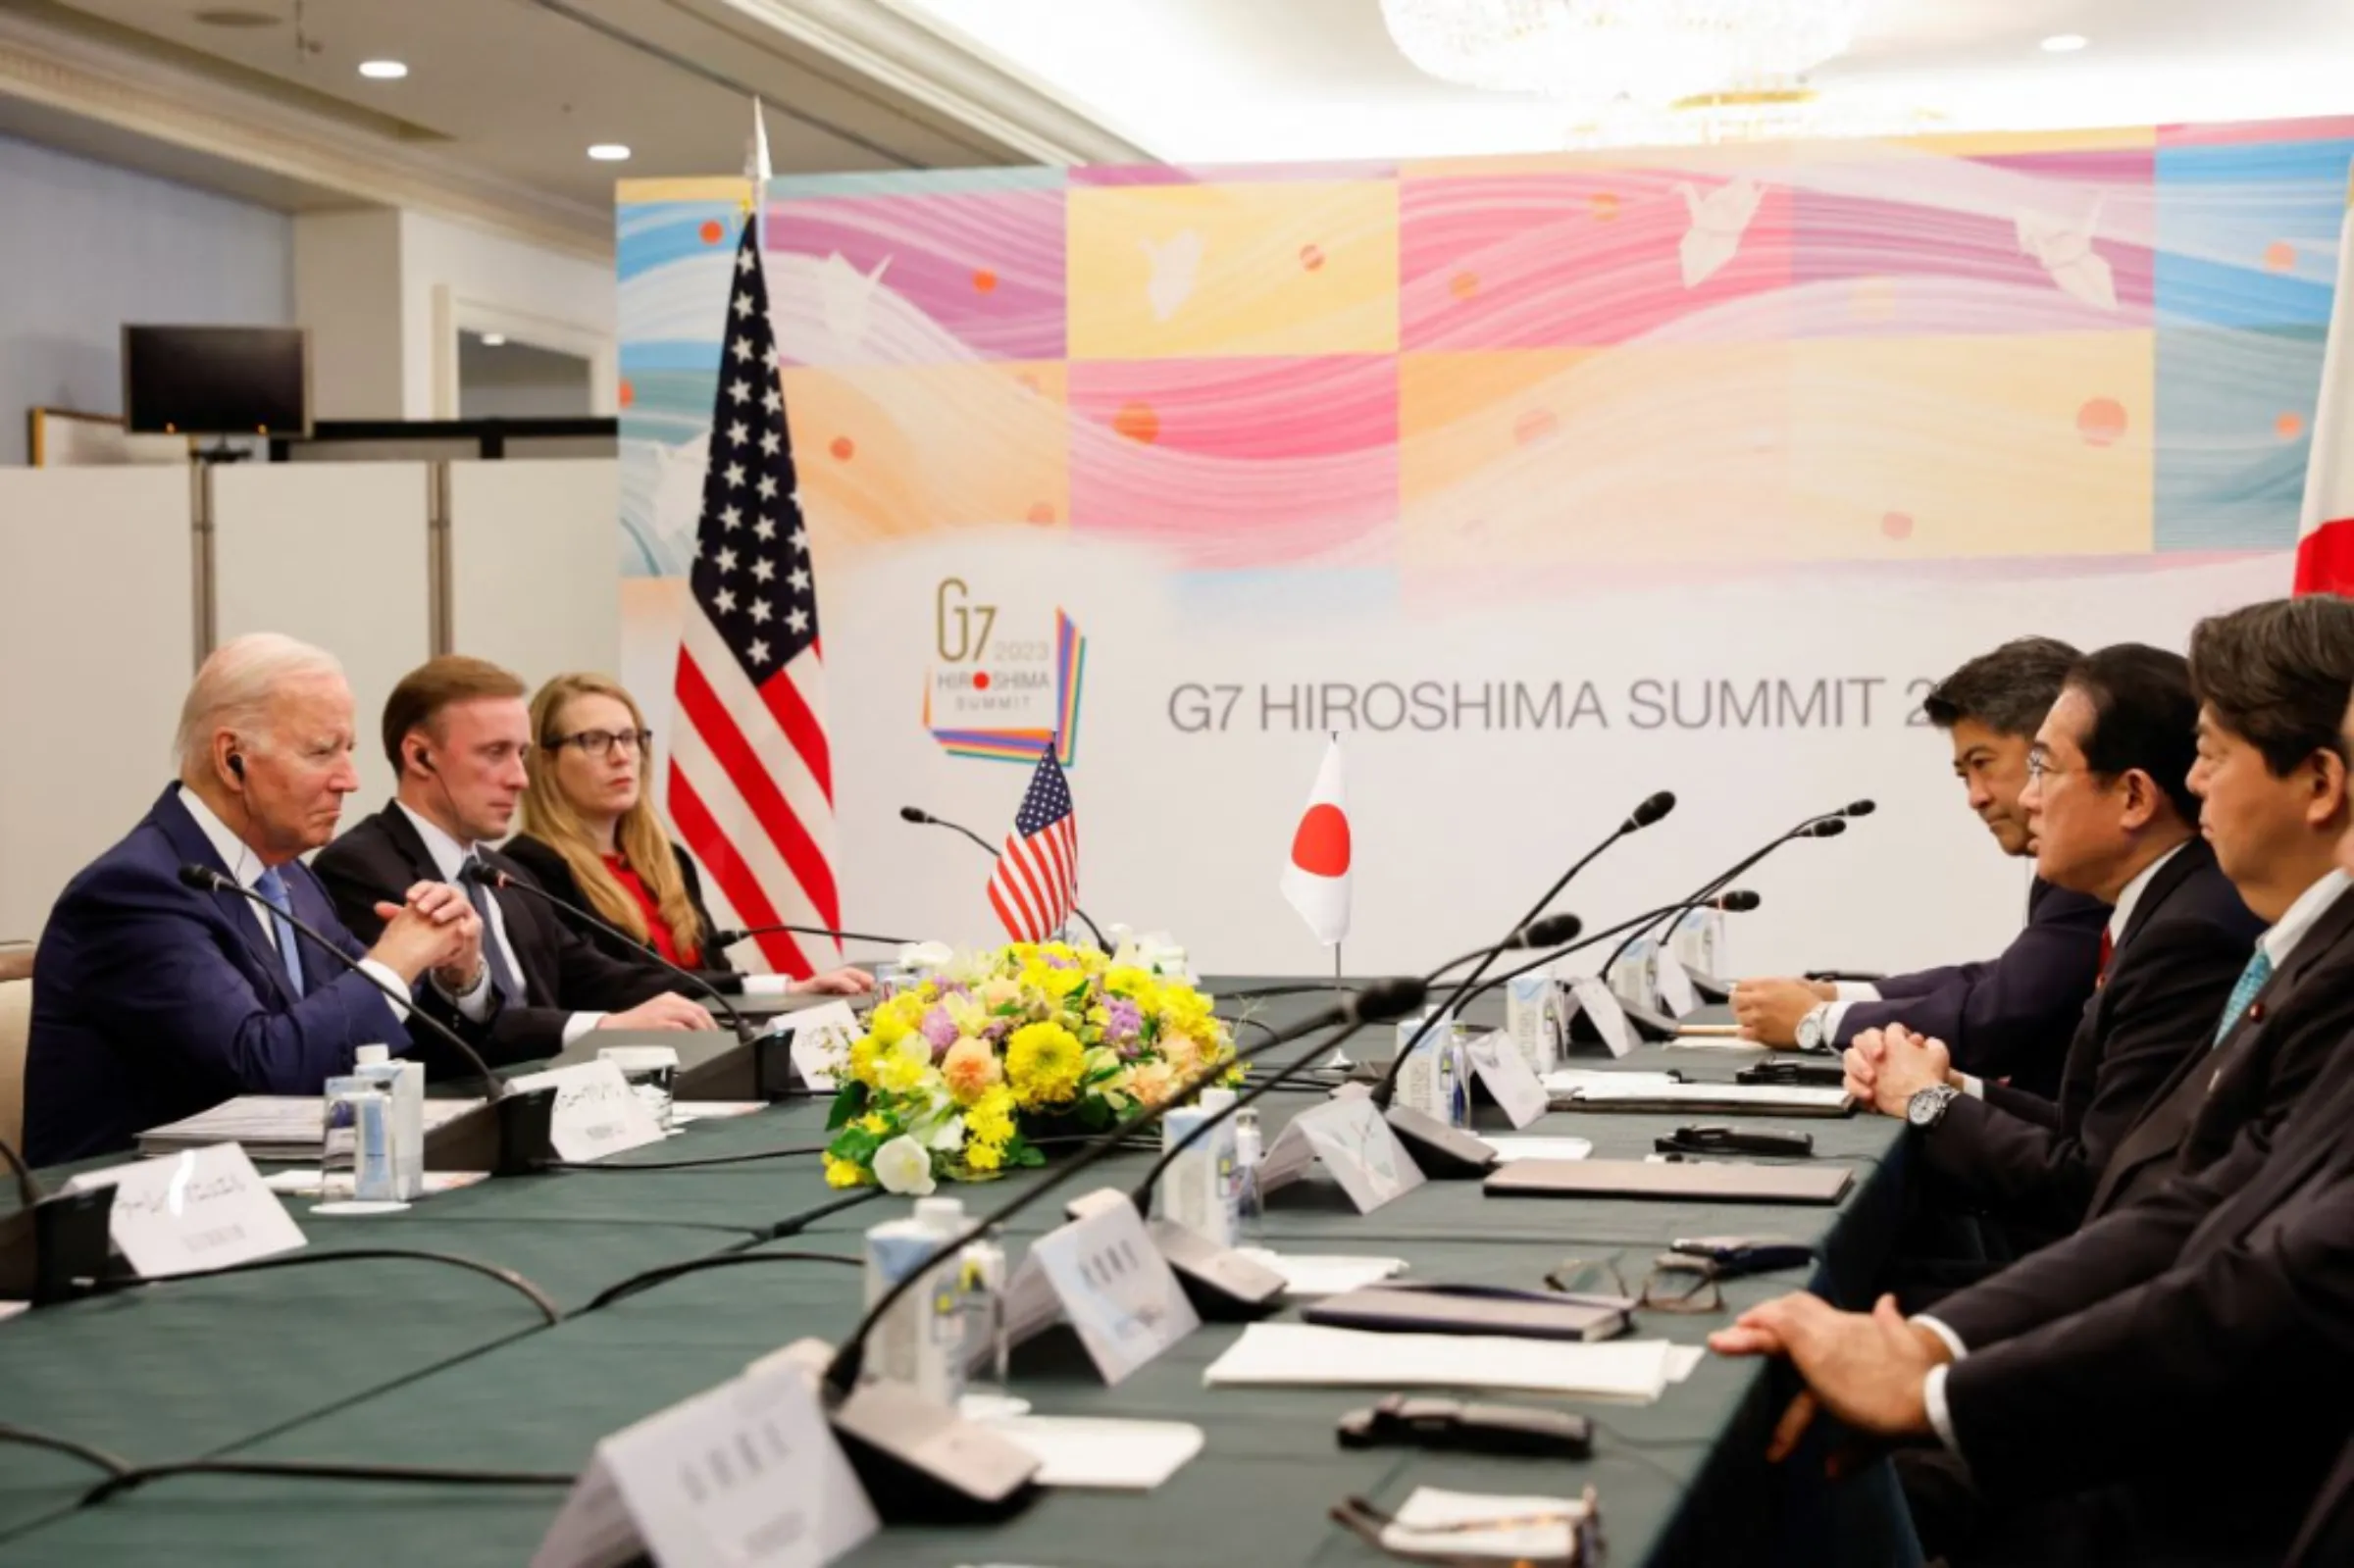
506 673 870 996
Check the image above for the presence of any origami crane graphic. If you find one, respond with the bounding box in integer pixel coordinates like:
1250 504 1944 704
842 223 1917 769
2016 196 2118 311
1140 229 1204 322
1676 177 1765 287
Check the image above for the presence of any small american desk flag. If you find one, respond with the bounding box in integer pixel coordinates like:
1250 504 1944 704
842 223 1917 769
666 200 841 979
988 752 1079 943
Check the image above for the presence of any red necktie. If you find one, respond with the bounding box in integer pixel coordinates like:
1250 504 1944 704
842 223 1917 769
2096 928 2115 986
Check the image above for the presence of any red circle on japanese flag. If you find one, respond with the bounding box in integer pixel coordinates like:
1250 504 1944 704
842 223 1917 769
1290 804 1352 877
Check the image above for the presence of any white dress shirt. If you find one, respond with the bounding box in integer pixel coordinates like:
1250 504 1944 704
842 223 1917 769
393 802 603 1046
1915 858 2347 1455
177 785 412 1023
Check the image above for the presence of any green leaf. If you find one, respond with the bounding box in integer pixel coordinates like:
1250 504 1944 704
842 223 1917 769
1013 1144 1047 1168
825 1081 869 1130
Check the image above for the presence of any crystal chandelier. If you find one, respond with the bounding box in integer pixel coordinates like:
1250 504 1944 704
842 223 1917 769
1379 0 1873 105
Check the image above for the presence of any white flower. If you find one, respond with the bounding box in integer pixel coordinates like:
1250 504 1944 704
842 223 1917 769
898 939 955 972
923 1114 966 1152
872 1136 937 1196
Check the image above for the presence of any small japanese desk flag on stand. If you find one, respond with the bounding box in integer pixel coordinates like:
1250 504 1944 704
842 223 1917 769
1280 737 1352 945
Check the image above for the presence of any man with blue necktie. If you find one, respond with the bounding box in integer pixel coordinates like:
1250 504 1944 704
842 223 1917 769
23 634 484 1164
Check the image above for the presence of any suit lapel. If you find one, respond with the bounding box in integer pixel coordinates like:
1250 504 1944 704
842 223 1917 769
151 786 296 1004
2112 839 2209 959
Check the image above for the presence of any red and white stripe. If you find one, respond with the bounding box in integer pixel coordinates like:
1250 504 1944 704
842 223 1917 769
987 814 1078 943
2296 186 2354 596
668 610 841 978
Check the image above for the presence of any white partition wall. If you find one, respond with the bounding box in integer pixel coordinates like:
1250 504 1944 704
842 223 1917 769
446 459 620 690
0 469 195 940
211 463 433 812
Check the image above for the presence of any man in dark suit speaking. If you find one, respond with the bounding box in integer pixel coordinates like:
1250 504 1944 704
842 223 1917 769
1734 636 2108 1099
317 655 718 1061
24 634 483 1164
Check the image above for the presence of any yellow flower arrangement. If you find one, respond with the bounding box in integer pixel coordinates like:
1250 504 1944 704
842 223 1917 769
823 941 1235 1188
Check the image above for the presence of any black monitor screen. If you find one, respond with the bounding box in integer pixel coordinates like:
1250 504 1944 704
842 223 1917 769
123 326 309 436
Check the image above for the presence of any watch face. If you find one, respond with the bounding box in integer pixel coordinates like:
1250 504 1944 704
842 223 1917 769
1907 1087 1950 1127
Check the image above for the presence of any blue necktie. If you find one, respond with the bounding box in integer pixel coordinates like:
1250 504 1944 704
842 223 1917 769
2214 947 2273 1046
253 866 305 997
460 856 525 1002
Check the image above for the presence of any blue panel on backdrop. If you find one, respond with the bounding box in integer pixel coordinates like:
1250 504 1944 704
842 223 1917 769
2155 138 2352 329
2155 325 2328 552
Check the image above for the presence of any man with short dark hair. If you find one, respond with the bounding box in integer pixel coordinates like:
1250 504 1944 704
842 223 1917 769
1734 636 2108 1098
318 655 723 1060
1844 643 2263 1246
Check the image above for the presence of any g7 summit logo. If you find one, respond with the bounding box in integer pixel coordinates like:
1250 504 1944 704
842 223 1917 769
922 578 1085 766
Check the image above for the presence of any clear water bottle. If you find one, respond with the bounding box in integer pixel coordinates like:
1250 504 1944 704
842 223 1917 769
1233 1106 1266 1245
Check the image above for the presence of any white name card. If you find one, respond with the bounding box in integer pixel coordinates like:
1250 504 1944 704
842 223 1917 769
1567 978 1635 1059
1259 1093 1426 1214
1655 949 1699 1018
1466 1033 1549 1129
510 1060 667 1163
533 1354 878 1568
785 1002 862 1091
1025 1198 1200 1386
68 1143 305 1279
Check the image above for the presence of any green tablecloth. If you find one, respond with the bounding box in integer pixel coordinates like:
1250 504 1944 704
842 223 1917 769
0 997 1915 1564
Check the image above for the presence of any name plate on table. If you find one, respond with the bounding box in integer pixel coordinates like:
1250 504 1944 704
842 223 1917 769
1259 1093 1426 1214
1565 979 1635 1058
1023 1199 1200 1386
782 1001 861 1090
67 1143 304 1278
1655 949 1699 1018
508 1061 666 1162
1466 1033 1549 1129
534 1355 877 1568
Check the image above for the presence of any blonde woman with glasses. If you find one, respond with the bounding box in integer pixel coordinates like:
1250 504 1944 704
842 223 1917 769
506 673 871 997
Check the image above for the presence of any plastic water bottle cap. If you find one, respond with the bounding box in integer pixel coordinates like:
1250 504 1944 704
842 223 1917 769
355 1044 389 1065
913 1196 966 1227
1200 1087 1237 1113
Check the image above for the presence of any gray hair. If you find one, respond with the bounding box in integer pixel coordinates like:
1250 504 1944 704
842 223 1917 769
175 633 346 780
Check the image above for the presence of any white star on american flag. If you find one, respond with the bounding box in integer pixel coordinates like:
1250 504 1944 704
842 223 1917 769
790 527 809 554
786 606 810 634
749 598 772 624
723 463 745 489
720 504 742 531
731 339 753 363
728 379 750 403
760 431 782 456
715 546 739 574
736 247 754 275
763 386 782 414
733 291 754 318
754 516 777 542
747 637 771 664
728 421 749 445
788 565 810 592
751 558 775 582
756 475 779 500
713 586 737 613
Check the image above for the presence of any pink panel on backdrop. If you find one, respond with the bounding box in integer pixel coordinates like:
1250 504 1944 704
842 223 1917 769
764 190 1065 363
2159 116 2354 148
1400 173 1795 350
1068 357 1398 566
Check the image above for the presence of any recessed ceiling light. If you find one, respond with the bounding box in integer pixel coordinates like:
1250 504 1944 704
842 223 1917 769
357 60 408 79
479 333 508 347
2040 33 2089 53
588 144 632 162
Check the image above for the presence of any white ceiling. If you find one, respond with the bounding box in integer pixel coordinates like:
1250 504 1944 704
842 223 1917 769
887 0 2354 163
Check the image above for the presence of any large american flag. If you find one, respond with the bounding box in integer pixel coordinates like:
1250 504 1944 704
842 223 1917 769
987 752 1079 943
667 207 839 979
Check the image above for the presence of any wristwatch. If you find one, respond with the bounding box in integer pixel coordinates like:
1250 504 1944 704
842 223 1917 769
1907 1084 1962 1130
1795 1005 1831 1052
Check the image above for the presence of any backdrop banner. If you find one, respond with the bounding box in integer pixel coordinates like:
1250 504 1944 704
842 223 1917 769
617 122 2354 978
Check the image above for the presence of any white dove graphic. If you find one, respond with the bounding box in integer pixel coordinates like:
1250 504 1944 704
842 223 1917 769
818 252 892 354
1140 229 1204 322
2016 195 2117 311
1676 177 1764 288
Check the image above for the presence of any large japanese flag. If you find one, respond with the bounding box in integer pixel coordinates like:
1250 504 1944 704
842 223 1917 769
1278 737 1352 946
2296 185 2354 596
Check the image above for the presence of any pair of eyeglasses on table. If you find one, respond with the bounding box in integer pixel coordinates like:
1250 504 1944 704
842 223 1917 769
1329 1485 1604 1566
1543 1255 1724 1316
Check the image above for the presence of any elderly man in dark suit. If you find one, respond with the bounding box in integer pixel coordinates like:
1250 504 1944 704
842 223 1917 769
1736 637 2108 1099
23 634 480 1164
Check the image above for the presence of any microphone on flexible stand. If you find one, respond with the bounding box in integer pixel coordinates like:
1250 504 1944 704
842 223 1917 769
1365 911 1587 1179
0 1135 112 1307
705 920 921 949
1589 805 1864 1032
900 805 1112 950
174 864 557 1178
1447 890 1765 1021
813 975 1428 1522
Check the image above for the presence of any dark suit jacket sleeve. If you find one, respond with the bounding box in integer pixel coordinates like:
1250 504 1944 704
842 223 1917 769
1946 1155 2354 1503
1931 1129 2260 1348
1831 889 2107 1081
69 858 407 1096
1914 914 2252 1238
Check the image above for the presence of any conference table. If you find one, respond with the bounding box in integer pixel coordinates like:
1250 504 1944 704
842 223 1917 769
0 983 1917 1565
